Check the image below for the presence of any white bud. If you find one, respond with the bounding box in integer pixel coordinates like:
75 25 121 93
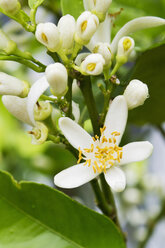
84 0 112 19
117 36 135 63
124 79 149 109
75 11 99 45
72 101 80 123
0 72 29 97
93 42 112 66
0 0 20 14
30 122 48 145
58 14 76 53
35 23 61 52
2 96 33 125
80 53 105 75
46 63 68 97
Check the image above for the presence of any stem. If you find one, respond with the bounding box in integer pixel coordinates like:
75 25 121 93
79 76 100 135
65 78 73 118
109 62 121 78
100 82 113 124
0 55 46 72
91 179 113 216
71 43 82 60
138 200 165 248
157 124 165 139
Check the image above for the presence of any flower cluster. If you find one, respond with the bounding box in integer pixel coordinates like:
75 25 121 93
0 0 165 193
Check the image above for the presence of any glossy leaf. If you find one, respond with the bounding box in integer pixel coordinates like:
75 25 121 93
0 170 126 248
128 43 165 124
61 0 84 19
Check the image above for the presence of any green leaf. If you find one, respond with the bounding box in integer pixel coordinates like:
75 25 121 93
0 170 126 248
128 43 165 125
28 0 45 9
61 0 84 19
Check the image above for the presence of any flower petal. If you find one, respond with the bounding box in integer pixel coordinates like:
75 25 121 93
103 95 128 145
119 141 153 165
104 166 126 192
111 16 165 53
27 76 49 125
75 52 90 66
86 14 111 51
54 163 99 188
59 117 93 150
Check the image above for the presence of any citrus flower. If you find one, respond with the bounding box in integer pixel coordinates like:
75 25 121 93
54 95 153 192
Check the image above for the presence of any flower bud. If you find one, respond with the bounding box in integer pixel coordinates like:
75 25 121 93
0 29 17 54
93 42 112 66
46 63 68 97
124 79 149 109
35 22 61 52
80 53 105 75
72 101 80 123
2 96 33 125
116 36 135 64
34 101 52 121
75 11 99 45
84 0 112 21
0 0 20 15
0 72 29 97
30 122 48 145
58 14 76 53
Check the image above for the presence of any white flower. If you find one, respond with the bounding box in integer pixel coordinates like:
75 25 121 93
0 0 20 14
0 72 29 97
83 0 112 21
35 22 61 52
46 63 68 97
54 96 153 191
80 53 105 75
30 122 48 145
2 95 33 126
58 14 76 53
124 79 149 110
75 11 99 45
116 36 135 62
93 42 112 66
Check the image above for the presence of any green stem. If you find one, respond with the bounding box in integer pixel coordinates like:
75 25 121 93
79 76 100 135
48 134 60 144
109 62 121 78
100 82 113 124
91 179 113 216
71 43 82 60
138 200 165 248
0 55 45 72
65 77 73 118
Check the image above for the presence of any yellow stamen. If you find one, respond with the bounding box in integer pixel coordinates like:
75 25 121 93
87 63 96 72
42 33 48 43
123 38 132 51
93 165 97 174
81 20 87 32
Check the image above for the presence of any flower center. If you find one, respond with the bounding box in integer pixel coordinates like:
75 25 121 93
87 63 96 71
123 38 132 51
78 127 123 174
81 21 88 32
42 33 48 43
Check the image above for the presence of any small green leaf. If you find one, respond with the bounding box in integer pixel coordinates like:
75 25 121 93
28 0 45 9
61 0 84 19
128 43 165 124
0 170 126 248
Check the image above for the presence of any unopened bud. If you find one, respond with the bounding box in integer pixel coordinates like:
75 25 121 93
124 79 149 109
0 72 29 97
75 11 99 45
46 63 68 97
2 96 33 125
84 0 112 21
34 101 52 121
58 14 76 53
80 53 105 75
35 22 61 52
0 29 17 54
30 122 48 145
116 36 135 64
93 42 112 66
0 0 20 15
